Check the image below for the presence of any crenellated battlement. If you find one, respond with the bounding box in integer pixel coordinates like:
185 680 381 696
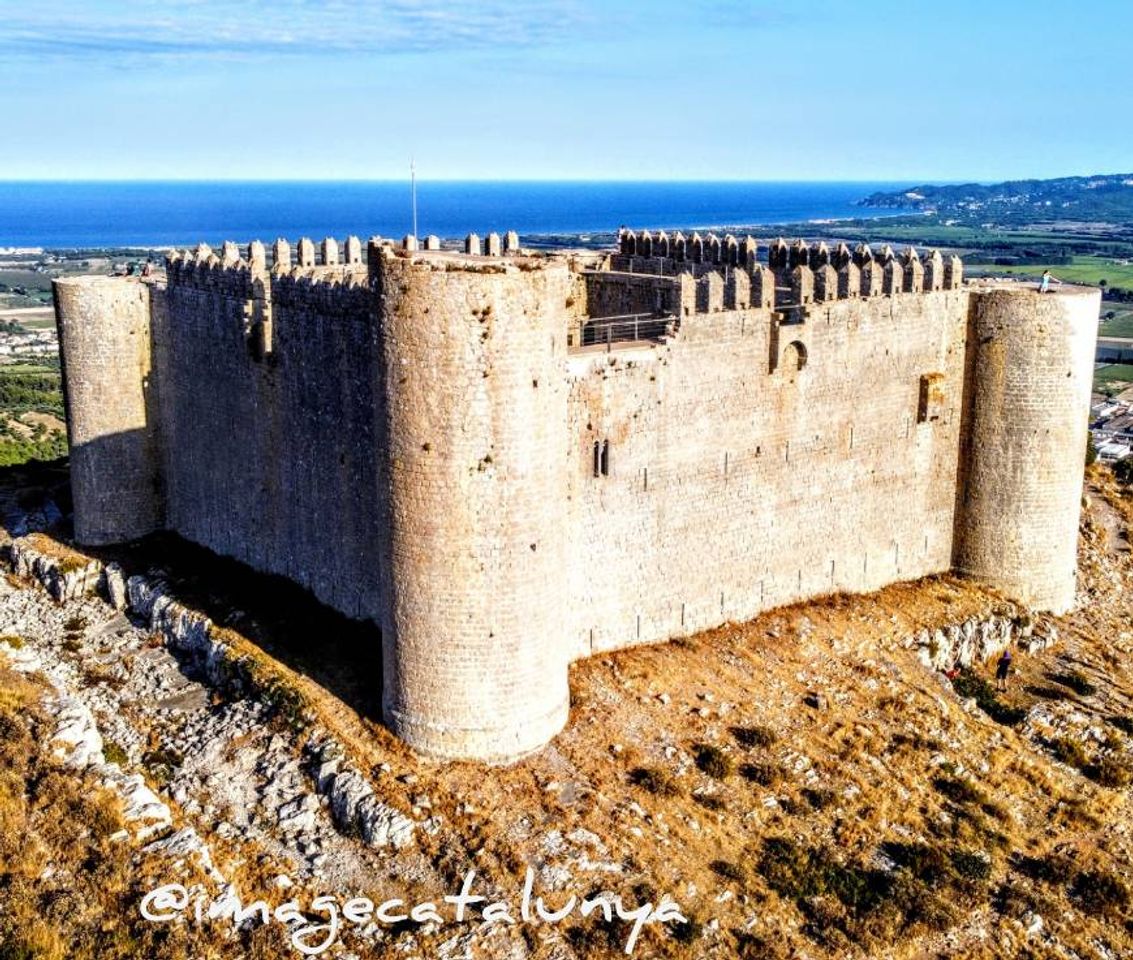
167 228 544 295
168 235 371 282
611 228 963 312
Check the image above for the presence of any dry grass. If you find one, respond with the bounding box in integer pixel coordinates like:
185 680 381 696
0 653 302 960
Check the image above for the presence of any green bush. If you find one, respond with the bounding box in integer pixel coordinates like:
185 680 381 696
950 850 992 883
667 917 702 945
932 775 987 807
1011 852 1072 885
102 740 128 766
0 371 64 415
0 432 67 467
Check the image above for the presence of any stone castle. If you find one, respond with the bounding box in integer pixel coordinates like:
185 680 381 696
53 228 1099 762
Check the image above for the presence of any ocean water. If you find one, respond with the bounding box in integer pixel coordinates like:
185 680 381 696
0 181 914 249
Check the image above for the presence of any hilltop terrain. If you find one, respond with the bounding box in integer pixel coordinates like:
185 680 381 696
860 174 1133 229
0 461 1130 959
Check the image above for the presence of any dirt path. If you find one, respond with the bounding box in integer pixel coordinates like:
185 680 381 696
1086 479 1130 556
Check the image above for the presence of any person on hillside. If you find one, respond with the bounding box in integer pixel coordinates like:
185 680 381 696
995 648 1013 692
1039 269 1063 294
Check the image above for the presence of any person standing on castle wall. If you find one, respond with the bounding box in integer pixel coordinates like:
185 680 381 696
1039 270 1063 294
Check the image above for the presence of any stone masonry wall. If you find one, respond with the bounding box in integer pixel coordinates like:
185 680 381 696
375 250 573 760
53 276 163 544
565 290 971 658
952 284 1101 613
159 256 382 621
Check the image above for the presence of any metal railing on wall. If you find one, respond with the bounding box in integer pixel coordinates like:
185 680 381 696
577 313 677 350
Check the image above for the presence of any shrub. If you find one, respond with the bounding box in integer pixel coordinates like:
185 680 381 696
1071 869 1131 920
758 837 889 915
1011 852 1072 885
693 793 726 812
693 743 733 780
933 775 987 807
740 761 783 787
1114 456 1133 485
710 860 745 882
142 748 182 787
1107 715 1133 736
1049 670 1097 697
102 740 128 766
0 635 25 650
950 850 992 884
63 615 87 632
667 917 703 945
731 725 778 749
1050 736 1090 770
756 836 987 946
802 787 837 810
564 919 625 958
628 766 681 797
80 664 124 690
1086 754 1133 788
1026 684 1071 700
951 670 1027 726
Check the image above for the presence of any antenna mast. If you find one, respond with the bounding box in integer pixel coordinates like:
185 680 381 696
410 157 418 241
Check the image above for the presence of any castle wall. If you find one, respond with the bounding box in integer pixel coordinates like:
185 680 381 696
952 285 1100 613
564 290 970 657
375 251 572 761
159 258 382 620
53 233 1100 763
54 276 163 544
585 271 684 319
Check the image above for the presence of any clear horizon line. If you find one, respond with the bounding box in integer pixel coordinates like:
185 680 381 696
0 171 1124 185
0 175 994 185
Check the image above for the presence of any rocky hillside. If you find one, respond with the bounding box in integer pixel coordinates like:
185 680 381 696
0 465 1130 959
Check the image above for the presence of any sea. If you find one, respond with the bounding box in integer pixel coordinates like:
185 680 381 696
0 181 915 250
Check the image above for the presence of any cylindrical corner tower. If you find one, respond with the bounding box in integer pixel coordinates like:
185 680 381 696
54 276 163 544
375 250 571 762
953 284 1100 613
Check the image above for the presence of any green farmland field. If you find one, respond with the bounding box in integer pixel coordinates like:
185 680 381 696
976 255 1133 288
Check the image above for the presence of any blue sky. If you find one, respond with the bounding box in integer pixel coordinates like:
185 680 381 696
0 0 1128 181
